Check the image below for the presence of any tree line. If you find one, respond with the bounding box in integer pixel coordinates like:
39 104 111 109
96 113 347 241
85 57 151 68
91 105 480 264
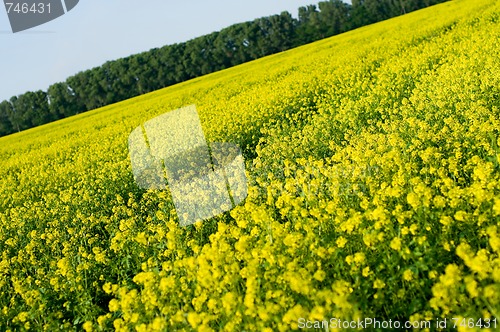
0 0 447 137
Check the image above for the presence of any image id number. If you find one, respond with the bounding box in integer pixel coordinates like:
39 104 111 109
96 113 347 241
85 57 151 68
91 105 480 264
5 2 51 14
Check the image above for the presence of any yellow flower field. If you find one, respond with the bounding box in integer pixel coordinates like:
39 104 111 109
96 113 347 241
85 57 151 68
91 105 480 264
1 0 500 330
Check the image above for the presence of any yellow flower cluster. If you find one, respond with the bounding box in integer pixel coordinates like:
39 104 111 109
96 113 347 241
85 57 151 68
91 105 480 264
1 0 500 330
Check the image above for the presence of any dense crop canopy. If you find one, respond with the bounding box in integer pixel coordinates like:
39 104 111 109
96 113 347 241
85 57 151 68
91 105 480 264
1 0 500 330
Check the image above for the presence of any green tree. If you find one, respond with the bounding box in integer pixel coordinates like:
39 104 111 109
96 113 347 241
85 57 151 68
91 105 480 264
317 0 351 37
9 95 32 132
297 5 321 43
10 91 51 128
0 100 14 136
30 90 51 127
48 82 86 118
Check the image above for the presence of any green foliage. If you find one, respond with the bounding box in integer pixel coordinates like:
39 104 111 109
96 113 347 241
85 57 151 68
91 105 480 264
0 0 449 138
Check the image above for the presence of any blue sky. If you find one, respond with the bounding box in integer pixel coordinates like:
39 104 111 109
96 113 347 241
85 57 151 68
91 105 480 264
0 0 344 102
